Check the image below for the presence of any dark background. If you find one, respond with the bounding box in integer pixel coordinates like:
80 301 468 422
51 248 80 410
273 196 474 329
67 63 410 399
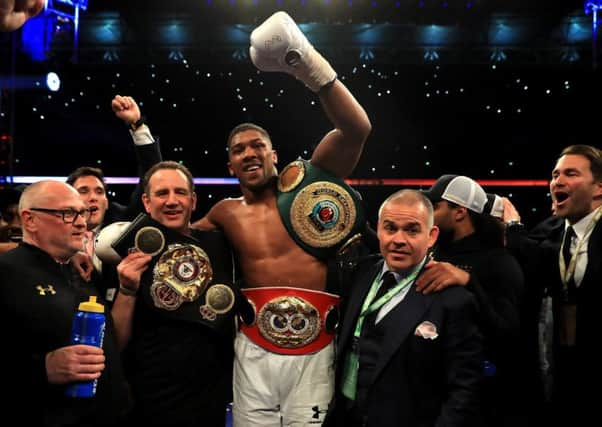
0 0 599 226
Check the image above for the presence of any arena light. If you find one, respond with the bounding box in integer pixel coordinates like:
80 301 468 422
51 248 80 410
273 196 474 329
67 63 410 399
489 49 507 63
584 0 601 67
560 47 580 63
359 48 375 61
423 49 439 62
0 72 60 92
102 50 120 63
46 72 61 92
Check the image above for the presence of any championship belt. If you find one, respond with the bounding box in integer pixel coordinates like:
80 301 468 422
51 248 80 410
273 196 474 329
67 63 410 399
240 287 340 355
111 213 239 331
277 159 365 260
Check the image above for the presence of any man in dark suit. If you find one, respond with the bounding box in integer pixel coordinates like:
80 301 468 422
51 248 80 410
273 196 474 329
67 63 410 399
502 144 602 425
326 189 483 427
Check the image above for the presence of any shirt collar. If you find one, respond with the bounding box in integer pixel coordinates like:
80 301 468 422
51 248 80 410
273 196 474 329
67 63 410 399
566 207 599 240
381 254 430 282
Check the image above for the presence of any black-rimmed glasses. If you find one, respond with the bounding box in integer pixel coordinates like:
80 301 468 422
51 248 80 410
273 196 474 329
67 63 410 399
30 208 91 224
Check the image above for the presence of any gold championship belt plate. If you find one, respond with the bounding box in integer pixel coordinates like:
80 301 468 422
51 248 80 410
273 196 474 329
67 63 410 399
110 213 238 329
151 243 214 311
199 284 236 321
257 295 321 349
240 287 340 355
289 181 358 248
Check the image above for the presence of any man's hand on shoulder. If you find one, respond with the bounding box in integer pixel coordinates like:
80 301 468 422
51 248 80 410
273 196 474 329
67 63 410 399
415 260 470 294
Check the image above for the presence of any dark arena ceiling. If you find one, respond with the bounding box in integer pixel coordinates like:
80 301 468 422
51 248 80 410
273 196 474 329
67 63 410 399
0 0 600 224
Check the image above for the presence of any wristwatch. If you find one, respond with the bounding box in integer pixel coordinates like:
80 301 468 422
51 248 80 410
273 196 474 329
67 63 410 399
119 285 138 297
505 220 525 233
129 115 146 131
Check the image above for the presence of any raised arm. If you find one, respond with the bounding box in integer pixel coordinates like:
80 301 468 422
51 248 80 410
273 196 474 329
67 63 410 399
249 11 371 179
311 80 371 178
111 94 162 220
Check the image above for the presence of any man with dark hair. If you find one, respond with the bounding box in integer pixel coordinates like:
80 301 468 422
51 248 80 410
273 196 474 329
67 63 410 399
66 167 110 234
502 144 602 425
107 160 236 427
117 13 372 424
417 174 526 427
191 13 372 425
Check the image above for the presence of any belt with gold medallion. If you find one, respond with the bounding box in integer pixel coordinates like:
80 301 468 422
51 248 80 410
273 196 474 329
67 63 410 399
240 286 340 355
276 159 365 260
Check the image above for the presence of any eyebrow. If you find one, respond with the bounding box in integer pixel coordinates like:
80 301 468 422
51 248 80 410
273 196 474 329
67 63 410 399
58 206 87 211
153 186 190 193
77 184 104 190
232 137 266 147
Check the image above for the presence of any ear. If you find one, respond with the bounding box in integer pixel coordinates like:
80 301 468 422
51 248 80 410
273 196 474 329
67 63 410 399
20 211 36 233
594 179 602 200
191 192 197 212
272 149 278 165
142 193 151 214
453 206 468 222
227 161 235 177
428 225 439 248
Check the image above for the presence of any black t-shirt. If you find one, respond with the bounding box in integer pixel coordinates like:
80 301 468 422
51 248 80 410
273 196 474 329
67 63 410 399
125 229 235 426
0 243 129 427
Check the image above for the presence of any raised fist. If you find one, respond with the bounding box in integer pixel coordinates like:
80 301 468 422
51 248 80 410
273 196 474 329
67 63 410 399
111 95 141 127
250 11 336 92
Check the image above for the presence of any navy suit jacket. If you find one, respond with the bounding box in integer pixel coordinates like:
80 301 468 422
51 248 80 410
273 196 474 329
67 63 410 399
327 259 484 427
508 216 601 388
506 213 602 423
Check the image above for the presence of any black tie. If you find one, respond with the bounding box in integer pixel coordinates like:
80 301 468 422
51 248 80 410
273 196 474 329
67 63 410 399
562 226 577 302
367 271 397 326
562 226 575 268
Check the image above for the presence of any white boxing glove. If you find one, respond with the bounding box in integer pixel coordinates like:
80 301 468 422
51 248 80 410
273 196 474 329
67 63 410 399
94 221 131 264
250 11 337 93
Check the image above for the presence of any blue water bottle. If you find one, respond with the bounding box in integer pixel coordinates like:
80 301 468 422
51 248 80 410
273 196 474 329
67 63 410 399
65 296 106 398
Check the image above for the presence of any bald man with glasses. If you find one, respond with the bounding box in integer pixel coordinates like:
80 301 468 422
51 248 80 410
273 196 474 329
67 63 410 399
0 180 130 426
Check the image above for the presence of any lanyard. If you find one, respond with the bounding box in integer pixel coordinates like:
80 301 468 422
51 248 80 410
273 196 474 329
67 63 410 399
351 255 429 341
341 254 430 401
558 205 602 289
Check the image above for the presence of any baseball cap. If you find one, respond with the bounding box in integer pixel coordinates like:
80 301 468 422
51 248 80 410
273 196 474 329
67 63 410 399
422 175 487 214
484 193 504 219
